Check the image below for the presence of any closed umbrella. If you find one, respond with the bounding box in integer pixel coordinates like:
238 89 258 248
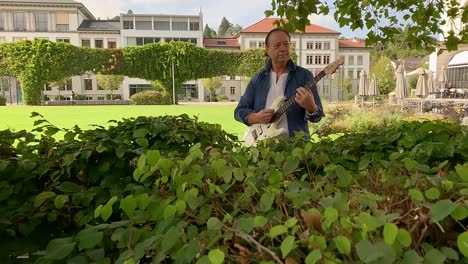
367 74 379 107
358 69 368 106
427 70 436 95
410 68 429 97
394 64 407 100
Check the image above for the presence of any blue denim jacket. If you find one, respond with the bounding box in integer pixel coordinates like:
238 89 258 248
234 59 324 138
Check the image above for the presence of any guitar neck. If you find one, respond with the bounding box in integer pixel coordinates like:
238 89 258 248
271 71 326 121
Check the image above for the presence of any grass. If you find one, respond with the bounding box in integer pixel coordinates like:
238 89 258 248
0 104 247 138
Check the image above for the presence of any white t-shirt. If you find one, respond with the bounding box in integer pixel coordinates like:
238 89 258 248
266 71 289 135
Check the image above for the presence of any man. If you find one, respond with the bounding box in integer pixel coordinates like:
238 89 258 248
234 28 324 139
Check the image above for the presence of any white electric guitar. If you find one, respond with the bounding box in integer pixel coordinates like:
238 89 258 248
243 58 344 146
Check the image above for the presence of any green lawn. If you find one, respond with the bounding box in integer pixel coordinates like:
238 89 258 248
0 105 246 138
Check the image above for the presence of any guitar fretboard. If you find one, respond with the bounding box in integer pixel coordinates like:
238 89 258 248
270 70 326 122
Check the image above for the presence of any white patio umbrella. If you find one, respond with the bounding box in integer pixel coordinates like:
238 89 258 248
427 70 436 94
408 67 429 97
358 69 368 106
438 65 447 89
368 74 379 96
394 64 407 100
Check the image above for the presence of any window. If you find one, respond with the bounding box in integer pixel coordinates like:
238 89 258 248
123 20 134 29
0 13 5 31
84 78 93 90
13 13 26 31
258 41 266 48
323 41 331 50
129 84 153 97
154 21 170 30
315 55 322 65
306 55 314 65
357 55 363 65
56 38 70 43
95 39 103 48
230 87 235 95
35 13 48 32
249 41 257 48
108 39 117 49
315 42 322 50
348 55 354 65
65 78 72 90
97 96 104 100
86 96 93 100
306 41 314 49
126 37 136 46
135 21 152 30
189 22 199 31
44 83 52 91
323 55 330 65
172 21 188 31
348 70 354 79
56 13 69 31
81 39 90 47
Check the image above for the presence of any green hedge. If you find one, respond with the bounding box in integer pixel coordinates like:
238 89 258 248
130 90 171 105
0 96 6 106
0 116 467 263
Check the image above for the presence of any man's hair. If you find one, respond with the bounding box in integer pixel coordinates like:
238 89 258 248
264 28 291 56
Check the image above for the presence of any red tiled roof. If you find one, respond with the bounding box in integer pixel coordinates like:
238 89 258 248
203 38 240 48
241 17 340 34
339 39 366 48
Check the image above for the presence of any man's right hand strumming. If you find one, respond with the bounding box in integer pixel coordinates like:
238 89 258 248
247 109 275 125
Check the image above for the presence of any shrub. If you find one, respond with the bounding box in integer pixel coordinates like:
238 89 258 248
130 90 171 105
75 94 87 100
105 94 122 100
0 96 6 106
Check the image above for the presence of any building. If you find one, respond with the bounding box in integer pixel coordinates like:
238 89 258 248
204 18 371 101
429 0 468 90
0 0 205 104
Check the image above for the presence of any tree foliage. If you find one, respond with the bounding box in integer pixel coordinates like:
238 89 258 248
202 76 223 101
217 17 232 37
370 56 396 95
265 0 468 51
203 24 217 38
96 74 124 99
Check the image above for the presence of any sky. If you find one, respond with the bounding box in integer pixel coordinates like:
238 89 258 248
79 0 368 38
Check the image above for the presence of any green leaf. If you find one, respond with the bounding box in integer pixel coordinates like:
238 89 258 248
268 225 287 239
146 149 160 166
441 247 459 260
34 191 56 208
336 165 352 187
258 192 275 212
305 249 322 264
45 237 76 260
101 204 113 222
402 250 423 264
280 236 296 258
163 204 177 219
135 193 150 210
77 231 103 249
450 205 468 221
254 216 269 228
424 249 446 264
54 195 69 209
409 189 424 202
425 187 440 200
57 182 83 193
120 195 137 218
283 158 299 174
323 207 338 229
284 217 298 228
430 199 457 222
94 205 103 218
133 128 149 138
207 217 223 231
383 223 398 245
334 236 351 255
455 165 468 181
397 228 412 247
458 231 468 257
237 217 254 233
208 249 225 264
356 240 383 262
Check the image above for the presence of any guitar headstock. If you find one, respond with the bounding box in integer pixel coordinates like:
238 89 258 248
323 58 345 75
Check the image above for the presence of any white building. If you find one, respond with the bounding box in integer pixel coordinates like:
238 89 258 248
0 0 205 104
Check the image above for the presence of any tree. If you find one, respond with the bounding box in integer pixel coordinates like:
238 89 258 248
225 24 243 37
265 0 467 51
50 78 68 100
370 56 395 95
203 24 217 38
218 17 232 37
96 74 124 100
202 77 222 102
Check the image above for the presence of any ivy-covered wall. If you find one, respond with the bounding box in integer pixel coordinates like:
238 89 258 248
0 40 270 105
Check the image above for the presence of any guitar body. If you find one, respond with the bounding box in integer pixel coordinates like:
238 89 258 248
243 96 287 146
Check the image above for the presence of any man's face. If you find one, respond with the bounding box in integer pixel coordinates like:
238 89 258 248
266 31 291 65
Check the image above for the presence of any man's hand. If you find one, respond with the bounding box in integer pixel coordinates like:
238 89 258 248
247 109 274 125
295 87 317 113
